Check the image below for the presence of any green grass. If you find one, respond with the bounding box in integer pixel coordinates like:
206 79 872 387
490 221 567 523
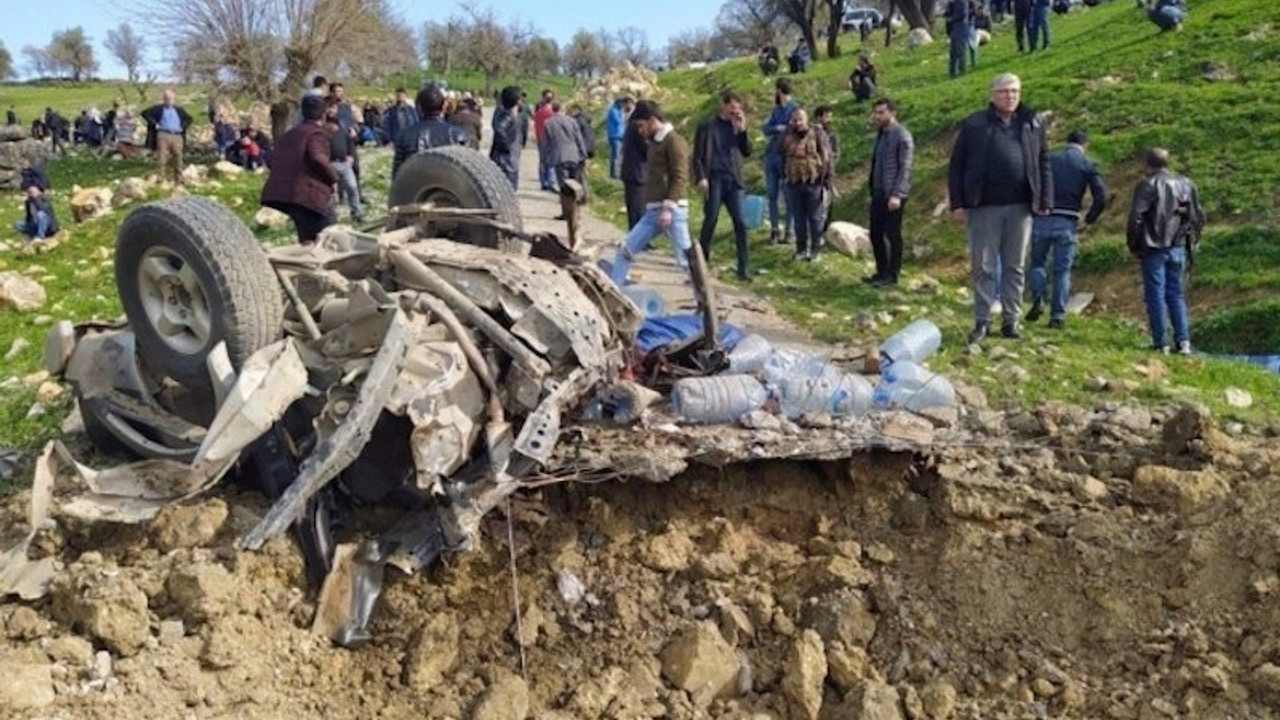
589 0 1280 422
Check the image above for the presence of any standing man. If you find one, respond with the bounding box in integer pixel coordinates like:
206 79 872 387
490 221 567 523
44 108 67 157
534 89 557 192
544 103 592 248
261 95 337 246
692 91 752 280
762 77 798 245
867 98 914 287
448 96 483 149
607 102 693 286
490 86 523 190
945 0 972 78
391 84 473 178
620 102 651 230
814 105 840 247
142 89 193 186
1126 148 1204 354
381 88 419 150
948 73 1052 344
324 98 363 224
5 105 16 126
1026 130 1107 329
1030 0 1052 51
1013 0 1033 52
781 108 833 262
606 96 633 180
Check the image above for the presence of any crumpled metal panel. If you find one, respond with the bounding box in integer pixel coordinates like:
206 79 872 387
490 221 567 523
386 341 486 485
405 240 616 370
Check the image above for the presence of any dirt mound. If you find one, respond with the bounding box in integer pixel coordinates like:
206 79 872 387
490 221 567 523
3 403 1280 718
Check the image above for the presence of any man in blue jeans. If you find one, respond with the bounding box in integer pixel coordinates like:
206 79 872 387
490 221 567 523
1029 0 1051 51
605 96 633 179
693 91 752 280
1026 130 1107 329
762 77 797 245
1126 148 1205 354
608 102 693 286
14 185 60 244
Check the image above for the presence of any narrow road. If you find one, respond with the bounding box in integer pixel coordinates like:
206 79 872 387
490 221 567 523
486 110 821 351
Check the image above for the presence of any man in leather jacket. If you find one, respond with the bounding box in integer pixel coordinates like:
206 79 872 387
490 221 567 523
490 86 523 189
392 84 473 178
1126 148 1205 354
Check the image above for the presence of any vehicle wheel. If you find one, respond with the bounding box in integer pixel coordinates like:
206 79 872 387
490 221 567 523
115 196 284 385
79 396 200 463
387 146 522 248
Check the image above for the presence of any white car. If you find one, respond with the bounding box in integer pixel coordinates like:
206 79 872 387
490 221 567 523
842 8 886 32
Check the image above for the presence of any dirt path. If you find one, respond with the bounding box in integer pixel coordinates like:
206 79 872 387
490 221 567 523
500 122 824 353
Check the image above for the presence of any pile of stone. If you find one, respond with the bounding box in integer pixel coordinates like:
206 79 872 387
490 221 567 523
0 125 53 191
586 62 660 104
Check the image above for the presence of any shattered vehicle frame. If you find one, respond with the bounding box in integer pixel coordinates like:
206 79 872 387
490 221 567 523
39 147 728 645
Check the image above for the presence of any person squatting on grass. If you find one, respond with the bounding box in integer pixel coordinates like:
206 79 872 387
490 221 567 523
948 73 1053 345
607 101 694 286
1025 130 1108 329
1126 148 1204 355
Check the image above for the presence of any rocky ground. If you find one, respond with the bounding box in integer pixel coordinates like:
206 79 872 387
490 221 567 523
3 400 1280 720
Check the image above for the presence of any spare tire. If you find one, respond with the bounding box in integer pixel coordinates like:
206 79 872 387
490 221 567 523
115 196 284 385
387 146 522 248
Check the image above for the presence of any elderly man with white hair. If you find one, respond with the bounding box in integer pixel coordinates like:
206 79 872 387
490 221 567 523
947 72 1052 345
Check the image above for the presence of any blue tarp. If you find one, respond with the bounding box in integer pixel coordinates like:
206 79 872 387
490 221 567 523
636 314 746 354
1221 354 1280 375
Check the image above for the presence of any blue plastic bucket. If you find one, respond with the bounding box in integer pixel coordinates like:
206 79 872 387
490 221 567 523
743 194 766 230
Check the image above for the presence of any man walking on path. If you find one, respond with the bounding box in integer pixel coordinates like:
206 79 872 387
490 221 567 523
534 90 557 191
762 78 798 245
948 73 1052 344
693 91 753 280
620 104 650 230
606 97 633 180
867 98 914 287
607 102 693 286
141 89 193 186
1126 148 1204 354
544 103 592 248
1026 130 1107 329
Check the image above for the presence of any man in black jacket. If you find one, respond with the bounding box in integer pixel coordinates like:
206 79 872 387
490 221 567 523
490 86 523 189
868 98 914 287
693 91 753 280
1013 0 1033 52
948 73 1052 344
1026 130 1108 329
619 104 650 230
1127 148 1204 354
392 84 473 178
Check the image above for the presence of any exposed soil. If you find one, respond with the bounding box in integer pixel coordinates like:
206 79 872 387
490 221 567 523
4 402 1280 720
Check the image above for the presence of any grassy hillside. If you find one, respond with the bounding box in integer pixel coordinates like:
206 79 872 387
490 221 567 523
589 0 1280 419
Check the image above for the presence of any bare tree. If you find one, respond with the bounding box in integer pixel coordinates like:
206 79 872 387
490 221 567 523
0 43 13 81
770 0 822 61
822 0 848 58
666 28 718 67
49 27 99 81
717 0 789 53
896 0 937 29
613 27 652 67
22 45 52 79
105 23 147 82
422 16 466 74
516 36 561 77
145 0 406 138
563 29 606 80
455 7 525 95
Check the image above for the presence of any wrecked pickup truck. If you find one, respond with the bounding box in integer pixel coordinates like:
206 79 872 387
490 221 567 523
30 147 731 645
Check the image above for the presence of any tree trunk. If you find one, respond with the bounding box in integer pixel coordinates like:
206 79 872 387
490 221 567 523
802 25 819 62
270 101 292 145
887 0 897 45
897 0 930 29
825 0 846 59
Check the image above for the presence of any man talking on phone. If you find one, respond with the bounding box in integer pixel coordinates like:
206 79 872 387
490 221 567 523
692 91 754 281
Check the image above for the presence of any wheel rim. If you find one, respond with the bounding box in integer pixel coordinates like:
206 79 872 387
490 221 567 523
136 246 213 355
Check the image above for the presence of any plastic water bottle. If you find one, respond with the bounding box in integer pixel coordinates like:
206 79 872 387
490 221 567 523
879 320 942 366
672 375 768 423
762 350 839 385
727 334 772 374
776 373 875 419
621 286 665 318
872 360 955 411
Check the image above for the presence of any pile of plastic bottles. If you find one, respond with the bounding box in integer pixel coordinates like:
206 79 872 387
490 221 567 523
671 320 956 424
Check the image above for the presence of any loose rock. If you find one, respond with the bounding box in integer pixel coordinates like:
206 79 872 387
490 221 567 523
472 668 531 720
69 186 114 222
1131 465 1229 514
152 498 230 552
0 662 56 710
404 612 460 690
782 629 827 720
0 270 46 311
660 621 740 707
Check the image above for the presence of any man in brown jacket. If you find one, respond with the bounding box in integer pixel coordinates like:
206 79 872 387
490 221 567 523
261 95 338 245
607 101 693 286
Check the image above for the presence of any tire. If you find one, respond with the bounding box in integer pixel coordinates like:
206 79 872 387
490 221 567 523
115 196 284 385
387 146 522 248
